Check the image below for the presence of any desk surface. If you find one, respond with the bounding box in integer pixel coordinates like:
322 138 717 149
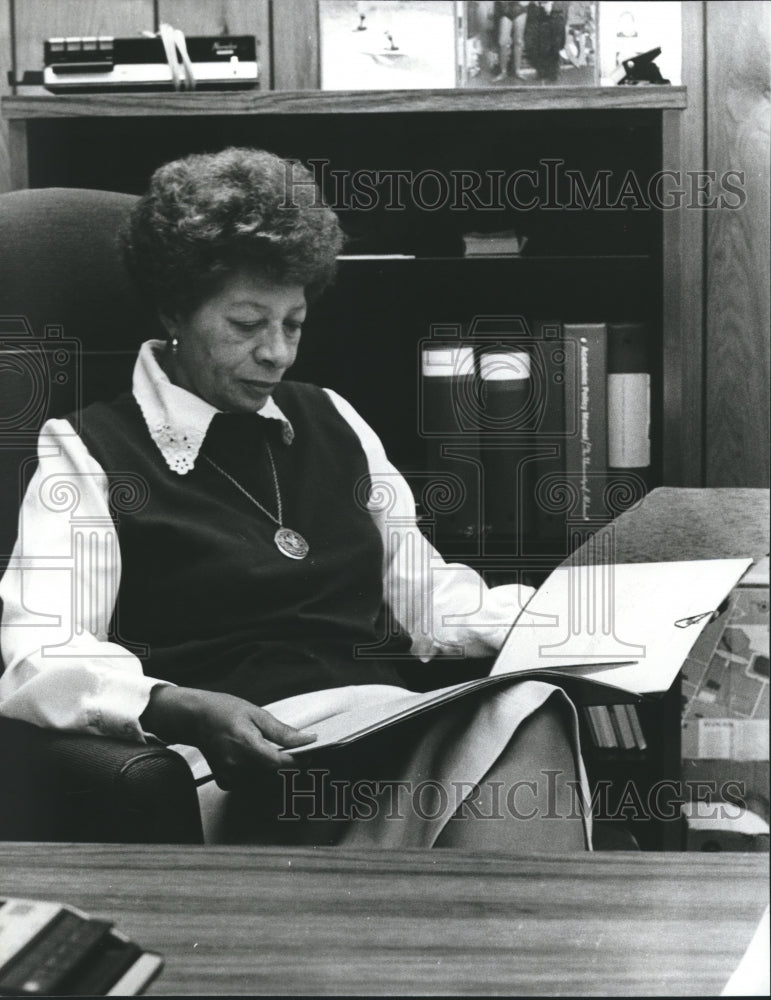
1 844 766 996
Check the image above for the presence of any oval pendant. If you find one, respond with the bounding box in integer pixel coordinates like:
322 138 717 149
274 526 309 560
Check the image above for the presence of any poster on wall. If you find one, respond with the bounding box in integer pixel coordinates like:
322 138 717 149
598 1 682 85
319 1 460 90
461 2 599 87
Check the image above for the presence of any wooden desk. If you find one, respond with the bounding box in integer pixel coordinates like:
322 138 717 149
0 844 766 996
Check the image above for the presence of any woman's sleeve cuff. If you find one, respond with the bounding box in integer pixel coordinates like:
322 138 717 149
94 673 175 743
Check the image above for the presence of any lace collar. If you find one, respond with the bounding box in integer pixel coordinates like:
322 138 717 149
132 340 295 475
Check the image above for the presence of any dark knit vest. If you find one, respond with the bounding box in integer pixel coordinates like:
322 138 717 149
68 382 410 705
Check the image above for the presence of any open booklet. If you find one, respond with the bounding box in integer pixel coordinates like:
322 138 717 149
290 557 752 756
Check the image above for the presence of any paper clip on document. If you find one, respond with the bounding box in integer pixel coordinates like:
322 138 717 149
675 592 733 628
674 610 720 629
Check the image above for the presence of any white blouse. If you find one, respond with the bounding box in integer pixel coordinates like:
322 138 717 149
0 341 533 742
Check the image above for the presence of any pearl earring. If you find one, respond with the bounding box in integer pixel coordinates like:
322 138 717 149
170 337 179 355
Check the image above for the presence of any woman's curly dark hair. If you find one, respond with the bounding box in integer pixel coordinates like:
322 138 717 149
120 147 345 316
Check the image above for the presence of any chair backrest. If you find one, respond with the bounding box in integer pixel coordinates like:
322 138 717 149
0 187 164 564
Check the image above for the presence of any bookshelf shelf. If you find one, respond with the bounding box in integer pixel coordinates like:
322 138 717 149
338 254 655 264
2 86 688 120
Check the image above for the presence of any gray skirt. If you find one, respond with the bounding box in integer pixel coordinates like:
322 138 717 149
172 680 592 849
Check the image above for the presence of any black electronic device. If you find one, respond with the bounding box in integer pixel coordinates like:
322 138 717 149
43 32 258 92
615 47 670 85
0 897 163 996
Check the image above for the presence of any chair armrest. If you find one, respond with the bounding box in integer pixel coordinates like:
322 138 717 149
0 717 203 844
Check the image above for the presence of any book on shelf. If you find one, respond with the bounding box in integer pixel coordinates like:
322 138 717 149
607 321 652 490
624 703 647 750
563 322 608 522
530 319 578 545
417 316 653 553
609 703 636 749
289 557 751 756
420 341 482 543
586 705 614 748
582 704 646 751
417 317 652 552
478 346 535 545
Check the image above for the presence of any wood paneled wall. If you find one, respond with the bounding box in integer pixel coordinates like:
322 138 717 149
663 0 706 487
0 1 271 195
271 0 318 90
10 0 271 77
13 0 154 89
704 0 771 487
0 0 10 194
154 1 270 80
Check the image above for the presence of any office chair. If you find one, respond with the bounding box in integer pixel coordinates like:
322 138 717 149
0 187 203 843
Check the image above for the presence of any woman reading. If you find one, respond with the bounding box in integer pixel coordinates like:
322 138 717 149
0 148 588 850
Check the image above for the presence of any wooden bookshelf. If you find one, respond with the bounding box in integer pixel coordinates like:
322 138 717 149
0 85 699 498
2 86 687 119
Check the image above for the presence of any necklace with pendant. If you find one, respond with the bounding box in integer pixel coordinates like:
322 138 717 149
202 442 309 560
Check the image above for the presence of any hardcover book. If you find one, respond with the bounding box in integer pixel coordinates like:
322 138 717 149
530 319 579 549
420 341 482 543
478 346 535 546
563 322 608 522
607 321 652 489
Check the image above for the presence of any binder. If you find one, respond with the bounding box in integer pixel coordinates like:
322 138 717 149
478 347 535 546
563 323 608 521
624 703 648 750
420 343 482 544
610 703 637 750
607 321 652 490
530 320 577 548
586 705 615 748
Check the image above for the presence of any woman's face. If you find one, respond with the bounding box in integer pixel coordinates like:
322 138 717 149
163 269 307 412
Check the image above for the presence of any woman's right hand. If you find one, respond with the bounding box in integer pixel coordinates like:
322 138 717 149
140 685 317 790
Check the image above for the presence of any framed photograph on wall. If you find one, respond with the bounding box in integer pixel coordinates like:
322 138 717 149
461 2 599 87
319 1 461 90
598 1 682 85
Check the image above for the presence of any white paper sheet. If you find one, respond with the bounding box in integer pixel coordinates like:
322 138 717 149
721 905 770 996
492 558 753 694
